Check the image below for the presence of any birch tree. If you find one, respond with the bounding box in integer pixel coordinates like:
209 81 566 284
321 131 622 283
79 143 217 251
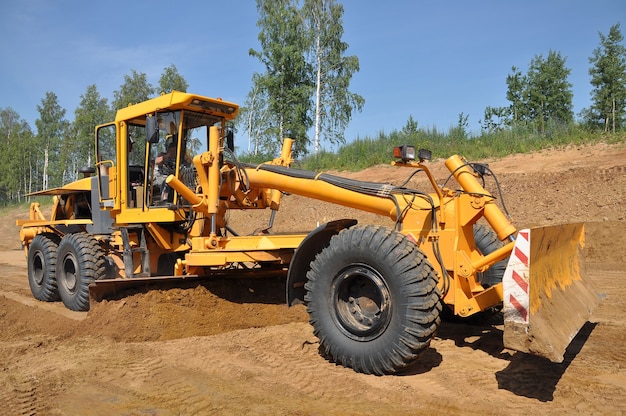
35 92 69 189
73 84 112 170
304 0 363 154
0 108 33 203
249 0 313 157
240 74 273 155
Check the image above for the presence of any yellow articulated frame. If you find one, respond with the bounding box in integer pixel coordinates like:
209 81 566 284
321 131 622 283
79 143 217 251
167 137 519 317
183 234 307 268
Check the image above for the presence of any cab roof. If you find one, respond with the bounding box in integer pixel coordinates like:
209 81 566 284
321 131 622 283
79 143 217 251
114 91 239 122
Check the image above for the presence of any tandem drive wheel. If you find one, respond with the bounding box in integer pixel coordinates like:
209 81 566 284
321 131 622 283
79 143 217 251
27 233 61 302
56 233 106 311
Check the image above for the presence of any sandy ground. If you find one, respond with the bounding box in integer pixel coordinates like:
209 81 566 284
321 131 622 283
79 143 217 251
1 142 625 415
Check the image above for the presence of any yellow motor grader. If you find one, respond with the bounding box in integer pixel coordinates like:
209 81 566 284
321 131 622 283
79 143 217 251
17 91 599 375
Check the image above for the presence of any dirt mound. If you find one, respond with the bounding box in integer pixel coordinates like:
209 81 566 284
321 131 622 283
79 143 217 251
83 278 309 342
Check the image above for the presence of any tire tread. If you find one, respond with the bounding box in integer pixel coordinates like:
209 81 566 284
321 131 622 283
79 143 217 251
56 233 105 311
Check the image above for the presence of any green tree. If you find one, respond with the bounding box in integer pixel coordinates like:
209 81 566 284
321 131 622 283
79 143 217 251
57 121 76 185
36 92 69 189
304 0 364 154
505 66 526 126
502 54 573 132
588 23 626 132
480 106 510 133
158 64 189 94
112 69 155 110
239 74 274 155
526 50 573 131
249 0 313 156
18 120 36 198
449 112 469 140
0 108 34 203
401 115 418 136
73 84 112 171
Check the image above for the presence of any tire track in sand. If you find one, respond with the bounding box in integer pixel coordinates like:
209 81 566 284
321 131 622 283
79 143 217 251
89 352 216 415
0 373 46 416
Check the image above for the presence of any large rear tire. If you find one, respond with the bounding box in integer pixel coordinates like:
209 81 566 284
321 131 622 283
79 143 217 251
56 233 106 311
474 223 508 287
304 225 441 375
27 233 61 302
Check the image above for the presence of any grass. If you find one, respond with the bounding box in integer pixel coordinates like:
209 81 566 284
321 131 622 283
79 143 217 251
0 196 54 213
296 125 626 171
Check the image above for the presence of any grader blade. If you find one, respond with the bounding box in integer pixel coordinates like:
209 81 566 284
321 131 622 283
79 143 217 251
502 223 600 362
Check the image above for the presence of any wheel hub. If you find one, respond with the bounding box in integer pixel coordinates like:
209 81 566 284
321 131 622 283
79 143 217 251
332 264 391 341
32 252 45 286
60 254 78 293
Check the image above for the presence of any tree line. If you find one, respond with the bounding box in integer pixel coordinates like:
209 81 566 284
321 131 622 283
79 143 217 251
480 23 625 135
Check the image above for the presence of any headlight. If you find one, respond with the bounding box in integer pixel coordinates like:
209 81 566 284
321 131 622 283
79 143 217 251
393 145 416 161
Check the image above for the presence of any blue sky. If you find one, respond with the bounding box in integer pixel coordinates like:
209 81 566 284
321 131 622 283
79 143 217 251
0 0 624 150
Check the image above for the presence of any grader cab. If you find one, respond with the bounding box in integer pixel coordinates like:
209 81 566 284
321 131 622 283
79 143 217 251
17 91 599 375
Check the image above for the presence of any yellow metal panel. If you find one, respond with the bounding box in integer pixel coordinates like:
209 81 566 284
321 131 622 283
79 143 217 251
215 234 307 251
185 234 306 267
17 219 92 227
116 207 179 224
184 251 282 266
26 177 92 196
114 91 239 123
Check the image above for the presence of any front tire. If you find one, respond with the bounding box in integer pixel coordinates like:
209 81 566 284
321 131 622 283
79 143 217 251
27 233 61 302
304 225 441 375
56 233 105 311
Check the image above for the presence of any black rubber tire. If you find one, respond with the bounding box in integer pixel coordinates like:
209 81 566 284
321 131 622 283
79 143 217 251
27 233 61 302
304 225 442 375
474 224 508 287
56 233 106 311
